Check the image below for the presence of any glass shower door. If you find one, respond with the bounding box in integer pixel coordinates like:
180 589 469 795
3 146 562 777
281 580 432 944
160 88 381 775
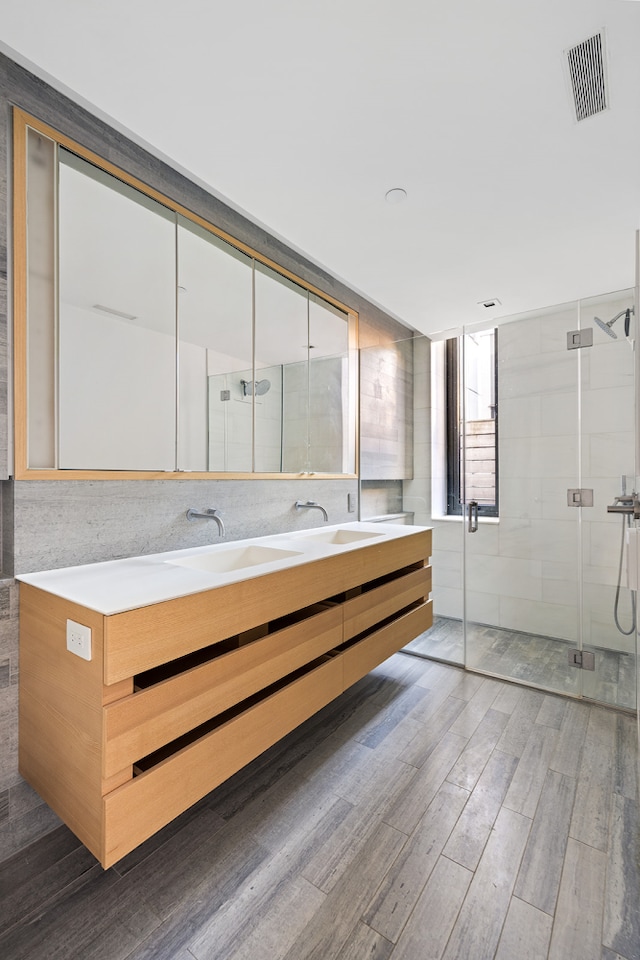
579 291 637 709
463 306 582 698
404 334 466 665
397 297 636 711
462 292 637 710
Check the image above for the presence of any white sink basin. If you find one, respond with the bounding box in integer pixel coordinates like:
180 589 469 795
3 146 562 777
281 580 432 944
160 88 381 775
167 544 303 574
294 528 384 545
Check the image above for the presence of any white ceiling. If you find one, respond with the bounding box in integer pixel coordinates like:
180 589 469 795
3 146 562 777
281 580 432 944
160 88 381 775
2 0 639 336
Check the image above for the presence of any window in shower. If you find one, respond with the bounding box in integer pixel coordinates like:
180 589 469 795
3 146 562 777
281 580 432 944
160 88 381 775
446 328 499 517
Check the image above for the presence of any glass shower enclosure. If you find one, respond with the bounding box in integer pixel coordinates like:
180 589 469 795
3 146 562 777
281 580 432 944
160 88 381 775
389 288 638 711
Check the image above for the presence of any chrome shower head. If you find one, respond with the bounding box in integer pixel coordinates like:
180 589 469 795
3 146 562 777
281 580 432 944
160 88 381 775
594 315 618 339
241 378 271 397
594 307 634 340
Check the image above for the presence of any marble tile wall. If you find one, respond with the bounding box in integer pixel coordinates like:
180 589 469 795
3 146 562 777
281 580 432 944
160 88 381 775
8 477 357 576
360 480 405 520
403 336 431 526
360 336 414 482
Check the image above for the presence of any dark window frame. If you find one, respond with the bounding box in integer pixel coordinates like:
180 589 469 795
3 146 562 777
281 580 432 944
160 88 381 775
445 331 499 518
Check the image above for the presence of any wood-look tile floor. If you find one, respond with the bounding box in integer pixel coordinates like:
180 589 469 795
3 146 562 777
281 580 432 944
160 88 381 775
1 654 638 960
406 617 637 709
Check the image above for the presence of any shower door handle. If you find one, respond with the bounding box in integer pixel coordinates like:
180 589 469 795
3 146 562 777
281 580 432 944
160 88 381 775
467 500 479 533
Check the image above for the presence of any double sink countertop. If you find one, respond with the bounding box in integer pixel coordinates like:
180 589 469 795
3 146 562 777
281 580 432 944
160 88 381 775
16 522 431 616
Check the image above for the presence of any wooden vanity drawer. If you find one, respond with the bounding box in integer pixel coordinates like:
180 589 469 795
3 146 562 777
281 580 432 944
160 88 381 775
102 528 432 684
102 603 342 780
342 565 431 641
342 600 433 688
102 652 343 867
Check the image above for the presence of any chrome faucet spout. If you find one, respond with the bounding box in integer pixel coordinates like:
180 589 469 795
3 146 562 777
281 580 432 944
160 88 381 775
186 508 226 536
294 500 328 522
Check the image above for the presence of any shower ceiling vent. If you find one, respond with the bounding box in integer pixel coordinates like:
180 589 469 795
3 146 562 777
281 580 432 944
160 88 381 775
566 32 608 122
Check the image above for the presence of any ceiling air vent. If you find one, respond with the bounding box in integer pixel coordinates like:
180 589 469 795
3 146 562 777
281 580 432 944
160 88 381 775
566 32 608 122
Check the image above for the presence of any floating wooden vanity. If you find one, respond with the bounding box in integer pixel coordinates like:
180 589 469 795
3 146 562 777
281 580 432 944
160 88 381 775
19 526 432 868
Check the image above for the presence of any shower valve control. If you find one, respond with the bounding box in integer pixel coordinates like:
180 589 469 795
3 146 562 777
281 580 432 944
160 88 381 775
567 488 593 507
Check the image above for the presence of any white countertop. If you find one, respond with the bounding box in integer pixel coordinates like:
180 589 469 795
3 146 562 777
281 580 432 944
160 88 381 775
16 521 431 616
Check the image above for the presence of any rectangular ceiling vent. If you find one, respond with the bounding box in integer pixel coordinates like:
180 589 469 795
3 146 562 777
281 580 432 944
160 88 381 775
566 32 608 122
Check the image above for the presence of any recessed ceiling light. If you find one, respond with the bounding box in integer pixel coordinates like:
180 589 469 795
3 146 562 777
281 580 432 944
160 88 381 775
477 298 502 309
385 188 407 204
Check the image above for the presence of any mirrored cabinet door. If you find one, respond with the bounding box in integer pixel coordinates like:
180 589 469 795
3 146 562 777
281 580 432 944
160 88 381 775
18 111 358 479
58 150 177 470
176 217 253 472
25 128 56 469
254 262 309 473
308 293 355 475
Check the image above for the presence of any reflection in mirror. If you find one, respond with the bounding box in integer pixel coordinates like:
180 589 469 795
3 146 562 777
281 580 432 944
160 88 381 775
18 113 358 478
58 149 176 469
308 294 355 474
254 263 308 472
177 217 253 472
26 128 56 468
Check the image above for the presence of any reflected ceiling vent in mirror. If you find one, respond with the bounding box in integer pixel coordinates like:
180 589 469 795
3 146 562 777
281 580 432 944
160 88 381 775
92 303 137 321
565 32 608 122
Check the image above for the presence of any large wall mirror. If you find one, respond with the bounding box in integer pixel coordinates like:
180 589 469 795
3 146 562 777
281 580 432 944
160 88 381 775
14 110 358 479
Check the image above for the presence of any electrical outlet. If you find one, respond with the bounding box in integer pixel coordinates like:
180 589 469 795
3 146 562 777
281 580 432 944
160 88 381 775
348 492 357 513
66 619 92 661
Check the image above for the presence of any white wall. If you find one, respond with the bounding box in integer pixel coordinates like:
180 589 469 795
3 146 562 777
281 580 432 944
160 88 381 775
179 339 208 470
59 306 176 470
59 307 211 472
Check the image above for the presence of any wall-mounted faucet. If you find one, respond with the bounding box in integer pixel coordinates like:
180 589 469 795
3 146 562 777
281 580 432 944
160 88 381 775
186 508 225 536
294 500 328 523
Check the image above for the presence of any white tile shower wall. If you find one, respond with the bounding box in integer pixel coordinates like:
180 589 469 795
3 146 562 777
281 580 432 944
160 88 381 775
430 292 636 652
255 379 285 472
209 365 283 472
308 356 350 474
208 372 252 472
580 292 636 653
281 357 350 474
